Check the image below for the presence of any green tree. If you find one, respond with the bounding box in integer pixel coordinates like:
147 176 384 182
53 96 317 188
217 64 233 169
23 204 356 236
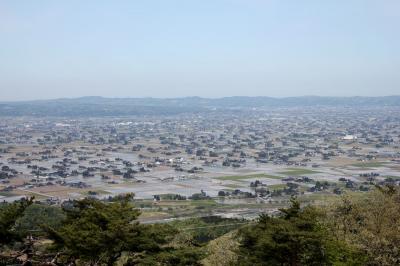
131 247 204 266
237 198 360 266
0 197 34 246
15 203 65 237
45 194 173 265
330 185 400 265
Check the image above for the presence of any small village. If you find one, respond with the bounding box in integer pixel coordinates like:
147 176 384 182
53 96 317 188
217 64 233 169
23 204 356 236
1 106 399 222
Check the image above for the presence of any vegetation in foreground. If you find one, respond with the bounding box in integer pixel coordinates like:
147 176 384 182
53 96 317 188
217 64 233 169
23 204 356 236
1 185 400 265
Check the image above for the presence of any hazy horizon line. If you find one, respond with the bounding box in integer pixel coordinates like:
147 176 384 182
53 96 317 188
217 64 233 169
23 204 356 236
1 94 400 103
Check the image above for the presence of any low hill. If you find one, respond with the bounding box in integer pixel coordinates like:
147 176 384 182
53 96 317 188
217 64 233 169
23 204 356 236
0 96 399 117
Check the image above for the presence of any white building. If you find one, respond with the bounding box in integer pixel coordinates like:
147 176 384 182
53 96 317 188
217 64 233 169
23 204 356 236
343 135 357 140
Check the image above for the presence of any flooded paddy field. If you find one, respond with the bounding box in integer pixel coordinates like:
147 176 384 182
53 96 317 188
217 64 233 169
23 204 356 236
1 107 399 220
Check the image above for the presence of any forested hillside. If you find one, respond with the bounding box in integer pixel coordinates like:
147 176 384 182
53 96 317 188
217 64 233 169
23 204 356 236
1 185 400 265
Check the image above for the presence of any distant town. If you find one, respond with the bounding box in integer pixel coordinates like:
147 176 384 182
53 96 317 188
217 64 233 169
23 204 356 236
1 97 399 222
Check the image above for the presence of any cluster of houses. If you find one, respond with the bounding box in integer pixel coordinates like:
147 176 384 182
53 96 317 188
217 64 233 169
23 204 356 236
0 106 399 204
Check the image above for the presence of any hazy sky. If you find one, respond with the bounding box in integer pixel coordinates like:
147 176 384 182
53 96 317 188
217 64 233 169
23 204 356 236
1 0 399 101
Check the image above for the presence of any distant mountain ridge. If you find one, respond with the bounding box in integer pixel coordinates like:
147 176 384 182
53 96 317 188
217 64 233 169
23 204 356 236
0 96 399 117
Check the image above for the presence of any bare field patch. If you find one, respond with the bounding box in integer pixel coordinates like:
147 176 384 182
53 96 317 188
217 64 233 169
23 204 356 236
214 173 282 181
278 168 320 176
